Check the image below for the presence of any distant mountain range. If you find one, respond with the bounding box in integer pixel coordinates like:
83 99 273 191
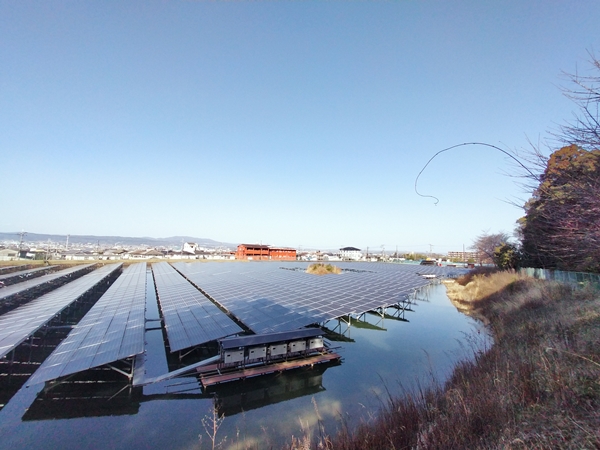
0 232 237 249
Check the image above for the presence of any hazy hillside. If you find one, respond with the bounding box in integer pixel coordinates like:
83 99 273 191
0 232 236 249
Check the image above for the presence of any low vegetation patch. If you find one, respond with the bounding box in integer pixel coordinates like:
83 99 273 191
285 272 600 449
306 263 342 275
454 266 499 286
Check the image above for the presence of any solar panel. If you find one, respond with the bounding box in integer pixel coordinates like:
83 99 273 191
173 261 464 333
152 262 243 352
0 265 19 274
27 263 147 386
0 265 59 282
0 264 96 302
0 263 122 360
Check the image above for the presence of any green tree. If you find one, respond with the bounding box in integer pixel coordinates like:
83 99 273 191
493 242 521 270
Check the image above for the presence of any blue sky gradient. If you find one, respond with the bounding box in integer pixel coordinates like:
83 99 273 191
2 1 599 251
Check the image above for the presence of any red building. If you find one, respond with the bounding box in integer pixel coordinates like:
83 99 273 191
268 247 297 260
236 244 296 261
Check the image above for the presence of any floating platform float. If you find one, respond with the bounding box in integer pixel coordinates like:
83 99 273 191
196 328 341 388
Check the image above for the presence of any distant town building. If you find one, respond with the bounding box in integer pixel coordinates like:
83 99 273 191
182 242 199 254
340 246 362 261
447 251 479 261
0 248 18 261
236 244 297 261
322 253 341 262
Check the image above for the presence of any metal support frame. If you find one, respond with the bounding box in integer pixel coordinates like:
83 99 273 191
325 313 354 337
106 359 134 380
178 348 197 361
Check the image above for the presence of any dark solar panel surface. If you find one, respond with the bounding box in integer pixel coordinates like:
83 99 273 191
173 261 464 334
0 264 95 301
0 265 58 282
0 264 122 359
152 262 243 352
0 265 18 274
27 263 146 385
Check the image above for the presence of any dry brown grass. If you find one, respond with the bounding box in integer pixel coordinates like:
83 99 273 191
306 263 342 276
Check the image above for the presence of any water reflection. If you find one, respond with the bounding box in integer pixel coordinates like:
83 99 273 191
20 362 340 423
211 362 339 417
323 297 416 338
23 386 142 421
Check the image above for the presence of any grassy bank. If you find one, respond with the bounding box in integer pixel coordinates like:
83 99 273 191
285 271 600 449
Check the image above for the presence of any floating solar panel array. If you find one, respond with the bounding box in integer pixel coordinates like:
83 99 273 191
173 261 463 334
152 262 243 352
0 264 95 302
0 264 122 360
27 263 147 386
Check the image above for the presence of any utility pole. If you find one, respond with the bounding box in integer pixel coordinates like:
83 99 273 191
66 234 70 251
17 230 27 259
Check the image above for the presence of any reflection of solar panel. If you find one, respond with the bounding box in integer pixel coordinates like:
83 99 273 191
0 264 122 360
0 264 96 302
172 262 461 334
27 263 147 386
152 262 243 352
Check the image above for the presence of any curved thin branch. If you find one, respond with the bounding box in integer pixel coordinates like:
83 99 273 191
414 142 539 205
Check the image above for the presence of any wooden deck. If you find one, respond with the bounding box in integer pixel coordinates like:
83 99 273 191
197 352 341 387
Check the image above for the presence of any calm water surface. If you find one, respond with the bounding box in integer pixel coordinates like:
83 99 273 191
0 282 486 450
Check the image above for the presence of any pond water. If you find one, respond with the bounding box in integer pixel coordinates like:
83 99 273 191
0 281 486 450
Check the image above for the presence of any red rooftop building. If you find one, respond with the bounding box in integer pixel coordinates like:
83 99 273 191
236 244 297 261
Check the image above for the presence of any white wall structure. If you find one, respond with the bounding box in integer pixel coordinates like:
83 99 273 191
340 246 362 261
182 242 199 254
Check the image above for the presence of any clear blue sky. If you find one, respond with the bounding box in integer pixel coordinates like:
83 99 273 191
1 1 599 251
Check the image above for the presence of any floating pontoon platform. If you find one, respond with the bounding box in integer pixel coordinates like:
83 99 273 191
197 351 341 387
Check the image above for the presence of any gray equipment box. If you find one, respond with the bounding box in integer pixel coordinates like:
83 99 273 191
224 350 245 364
269 343 287 356
288 340 307 352
248 346 267 360
308 338 324 350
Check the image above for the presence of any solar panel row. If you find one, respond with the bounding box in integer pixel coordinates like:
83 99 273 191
0 263 122 360
172 261 459 334
27 263 147 386
0 265 19 274
152 262 243 352
0 264 96 302
0 265 58 282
